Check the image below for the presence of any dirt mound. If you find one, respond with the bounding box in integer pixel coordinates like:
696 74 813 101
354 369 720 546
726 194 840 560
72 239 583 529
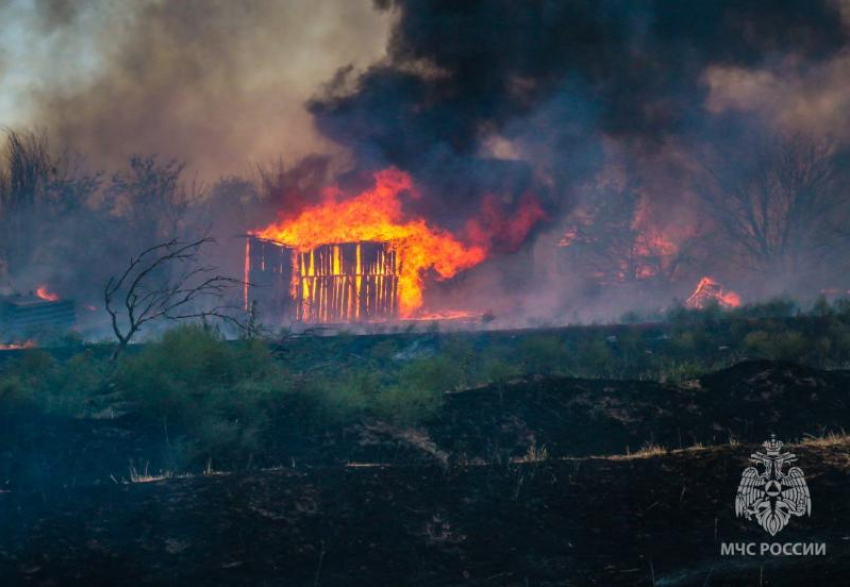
2 440 848 586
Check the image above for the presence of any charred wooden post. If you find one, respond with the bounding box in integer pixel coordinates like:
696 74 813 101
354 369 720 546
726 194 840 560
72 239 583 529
245 236 296 321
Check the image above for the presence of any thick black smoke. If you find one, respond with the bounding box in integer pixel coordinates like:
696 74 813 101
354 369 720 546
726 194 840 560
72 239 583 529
310 0 848 229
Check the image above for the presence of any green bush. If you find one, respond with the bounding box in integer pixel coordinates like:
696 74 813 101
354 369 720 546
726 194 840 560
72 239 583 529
479 355 522 386
0 350 109 416
742 329 806 361
375 383 443 424
574 337 615 377
313 369 380 421
0 375 36 414
656 360 706 383
5 299 850 472
811 296 834 317
743 330 771 356
732 297 799 319
518 334 569 375
114 325 283 466
767 331 807 361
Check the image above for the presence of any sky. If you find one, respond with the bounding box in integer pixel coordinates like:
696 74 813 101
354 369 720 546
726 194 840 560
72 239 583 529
0 0 391 178
3 0 850 183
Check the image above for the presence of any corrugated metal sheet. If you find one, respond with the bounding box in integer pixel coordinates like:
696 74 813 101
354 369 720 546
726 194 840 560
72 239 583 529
0 294 76 339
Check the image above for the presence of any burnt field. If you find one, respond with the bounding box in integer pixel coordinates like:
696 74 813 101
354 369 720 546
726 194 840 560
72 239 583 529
3 441 850 587
1 313 850 585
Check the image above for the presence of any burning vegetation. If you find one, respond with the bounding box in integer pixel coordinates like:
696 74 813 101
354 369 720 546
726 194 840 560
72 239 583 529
686 277 742 310
35 285 60 302
0 340 36 351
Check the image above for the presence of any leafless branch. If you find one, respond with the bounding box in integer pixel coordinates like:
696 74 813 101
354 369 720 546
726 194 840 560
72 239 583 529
104 236 248 360
696 133 849 280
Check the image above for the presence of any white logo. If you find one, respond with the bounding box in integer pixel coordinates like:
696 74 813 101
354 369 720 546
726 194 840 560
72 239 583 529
735 435 811 536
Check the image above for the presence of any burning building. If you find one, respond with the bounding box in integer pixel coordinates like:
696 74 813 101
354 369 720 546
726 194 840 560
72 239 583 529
245 169 487 324
246 238 401 322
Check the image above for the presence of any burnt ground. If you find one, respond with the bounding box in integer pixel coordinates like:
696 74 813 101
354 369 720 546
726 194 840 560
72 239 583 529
1 443 849 586
1 359 849 585
425 360 850 463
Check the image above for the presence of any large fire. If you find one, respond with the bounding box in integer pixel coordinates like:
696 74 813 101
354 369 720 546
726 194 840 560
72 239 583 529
252 168 488 319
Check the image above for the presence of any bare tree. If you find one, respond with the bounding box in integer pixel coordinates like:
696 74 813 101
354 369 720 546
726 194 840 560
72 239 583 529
559 169 692 287
104 236 245 360
0 130 101 281
697 134 849 281
107 156 201 244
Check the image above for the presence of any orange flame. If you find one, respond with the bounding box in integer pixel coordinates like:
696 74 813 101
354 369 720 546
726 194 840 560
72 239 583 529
35 286 60 302
253 168 488 317
686 276 741 309
413 310 478 321
0 340 37 351
465 193 547 253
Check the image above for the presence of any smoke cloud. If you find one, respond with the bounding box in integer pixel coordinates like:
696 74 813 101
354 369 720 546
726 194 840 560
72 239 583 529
1 0 390 179
311 0 846 206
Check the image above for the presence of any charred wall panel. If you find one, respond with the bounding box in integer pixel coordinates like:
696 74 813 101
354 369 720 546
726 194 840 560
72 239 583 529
246 237 400 324
245 237 295 322
0 296 75 339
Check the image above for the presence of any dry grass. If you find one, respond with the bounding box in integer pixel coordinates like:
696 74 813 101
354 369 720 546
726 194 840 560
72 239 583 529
511 441 550 464
798 431 850 448
123 433 850 483
128 463 176 484
596 432 850 463
630 442 668 458
124 461 229 484
598 441 711 462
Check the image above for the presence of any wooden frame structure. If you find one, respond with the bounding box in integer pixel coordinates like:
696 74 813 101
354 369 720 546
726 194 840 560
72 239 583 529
245 236 400 323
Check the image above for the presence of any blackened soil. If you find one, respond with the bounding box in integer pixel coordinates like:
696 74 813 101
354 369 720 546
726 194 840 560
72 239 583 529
427 360 850 463
1 442 849 586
